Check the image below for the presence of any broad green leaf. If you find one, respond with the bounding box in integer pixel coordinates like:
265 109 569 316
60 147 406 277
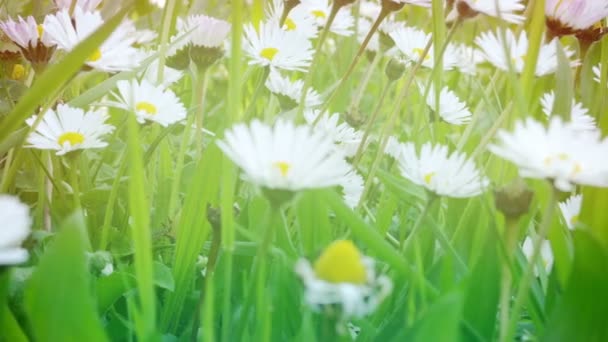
0 6 131 145
542 230 608 342
24 213 107 341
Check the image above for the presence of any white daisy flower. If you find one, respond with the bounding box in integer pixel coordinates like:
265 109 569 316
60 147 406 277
0 195 31 265
295 240 393 319
359 1 383 19
389 26 459 70
25 104 114 156
265 70 322 109
0 15 55 65
340 171 364 209
140 59 184 89
383 135 403 160
54 0 102 11
169 14 231 56
451 0 525 24
293 0 355 36
540 91 596 132
475 29 577 77
304 110 363 157
243 21 314 72
559 194 582 230
522 236 554 276
110 79 187 127
356 17 380 52
489 117 608 191
268 0 319 39
217 119 353 192
43 8 142 72
546 0 608 35
421 84 472 125
391 142 489 198
453 43 485 75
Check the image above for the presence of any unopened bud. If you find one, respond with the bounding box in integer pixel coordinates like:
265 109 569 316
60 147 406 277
385 58 405 81
494 178 534 220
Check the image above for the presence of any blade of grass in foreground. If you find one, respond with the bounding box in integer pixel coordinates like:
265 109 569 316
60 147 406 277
126 114 157 339
0 6 131 145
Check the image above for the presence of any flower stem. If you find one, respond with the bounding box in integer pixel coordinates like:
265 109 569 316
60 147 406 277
69 154 81 210
100 152 128 250
296 4 339 120
498 217 520 342
503 184 557 342
243 67 271 120
401 195 437 255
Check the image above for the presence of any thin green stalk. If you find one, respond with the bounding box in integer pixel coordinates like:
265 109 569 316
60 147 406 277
68 154 81 210
243 67 270 120
499 218 520 342
194 68 209 157
323 8 390 110
504 185 557 342
401 196 436 255
99 152 128 250
297 5 339 120
471 102 513 159
220 250 233 342
168 114 196 219
519 0 546 105
156 0 178 85
228 0 244 125
352 79 393 167
349 48 382 111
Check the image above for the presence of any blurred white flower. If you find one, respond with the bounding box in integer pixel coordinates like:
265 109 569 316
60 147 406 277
489 117 608 191
243 21 314 72
0 195 31 265
0 15 55 65
475 29 577 76
43 8 142 72
304 110 363 157
522 236 553 276
340 171 364 208
26 104 114 155
140 59 184 89
546 0 608 34
453 43 485 75
101 263 114 276
450 0 525 24
53 0 102 11
389 26 459 70
268 0 319 39
110 79 186 127
540 91 596 132
293 0 355 36
265 70 322 109
559 194 582 230
169 14 231 56
217 119 353 191
295 240 392 318
421 84 472 125
391 142 489 198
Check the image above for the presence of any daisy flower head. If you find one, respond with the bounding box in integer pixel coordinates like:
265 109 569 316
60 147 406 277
391 142 489 198
540 91 596 132
453 43 485 75
389 26 459 70
489 117 608 191
475 29 577 76
54 0 102 12
0 16 55 65
546 0 608 37
111 79 186 127
217 119 354 195
265 70 322 109
421 84 472 125
243 21 314 72
0 195 31 265
295 240 393 319
451 0 525 24
25 104 114 156
559 194 582 229
522 236 554 276
43 8 142 72
304 110 363 157
268 0 319 39
292 0 355 36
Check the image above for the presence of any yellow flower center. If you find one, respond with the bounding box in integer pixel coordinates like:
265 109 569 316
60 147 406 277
284 18 297 31
58 131 85 146
572 162 582 175
314 240 367 284
273 161 291 177
136 101 157 115
88 48 102 62
11 64 25 80
260 47 279 61
570 214 579 226
424 172 435 185
311 10 327 19
413 48 430 61
37 24 44 38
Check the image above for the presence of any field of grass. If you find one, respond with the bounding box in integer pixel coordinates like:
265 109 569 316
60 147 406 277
1 0 608 341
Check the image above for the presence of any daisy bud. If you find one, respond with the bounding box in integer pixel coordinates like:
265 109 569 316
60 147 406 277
385 58 405 81
494 179 534 221
166 47 191 70
189 46 225 71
